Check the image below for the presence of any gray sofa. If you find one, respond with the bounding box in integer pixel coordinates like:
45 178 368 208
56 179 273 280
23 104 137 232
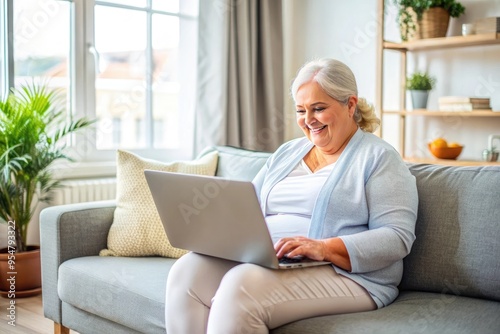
40 145 500 334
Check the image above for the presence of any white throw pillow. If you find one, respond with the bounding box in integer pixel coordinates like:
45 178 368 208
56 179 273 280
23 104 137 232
99 150 218 258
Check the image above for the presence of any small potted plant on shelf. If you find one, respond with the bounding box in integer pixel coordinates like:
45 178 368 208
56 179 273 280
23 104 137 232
0 83 93 297
407 71 436 109
394 0 466 41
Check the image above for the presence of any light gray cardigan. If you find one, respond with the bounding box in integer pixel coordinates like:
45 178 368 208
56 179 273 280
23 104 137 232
252 128 418 308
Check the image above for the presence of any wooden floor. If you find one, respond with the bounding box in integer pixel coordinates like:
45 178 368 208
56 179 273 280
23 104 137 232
0 294 78 334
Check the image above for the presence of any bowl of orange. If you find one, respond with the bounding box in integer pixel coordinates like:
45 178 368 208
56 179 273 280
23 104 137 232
428 138 463 160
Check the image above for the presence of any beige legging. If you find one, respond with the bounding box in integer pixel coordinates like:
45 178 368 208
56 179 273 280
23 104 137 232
165 252 376 334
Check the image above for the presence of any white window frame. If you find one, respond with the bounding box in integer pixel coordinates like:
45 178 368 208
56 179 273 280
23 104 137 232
1 0 199 177
0 0 14 98
79 0 198 162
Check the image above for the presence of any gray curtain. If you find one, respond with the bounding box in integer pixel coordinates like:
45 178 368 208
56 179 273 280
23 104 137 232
194 0 284 154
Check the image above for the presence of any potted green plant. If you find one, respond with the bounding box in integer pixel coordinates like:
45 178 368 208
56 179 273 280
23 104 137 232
406 71 436 109
0 83 93 297
394 0 466 41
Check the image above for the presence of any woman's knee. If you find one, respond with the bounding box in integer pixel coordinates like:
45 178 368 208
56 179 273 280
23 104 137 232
167 253 240 303
208 264 274 333
211 263 280 315
167 253 202 292
218 264 269 294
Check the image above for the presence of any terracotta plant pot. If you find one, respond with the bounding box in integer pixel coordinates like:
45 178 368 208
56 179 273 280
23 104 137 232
0 246 42 298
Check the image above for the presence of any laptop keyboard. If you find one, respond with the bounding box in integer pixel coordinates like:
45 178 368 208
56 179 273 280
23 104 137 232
279 256 305 264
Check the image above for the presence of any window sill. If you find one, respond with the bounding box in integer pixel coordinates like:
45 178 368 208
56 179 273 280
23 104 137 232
50 161 117 180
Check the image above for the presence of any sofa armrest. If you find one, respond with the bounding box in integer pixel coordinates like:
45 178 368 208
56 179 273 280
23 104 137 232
40 200 116 324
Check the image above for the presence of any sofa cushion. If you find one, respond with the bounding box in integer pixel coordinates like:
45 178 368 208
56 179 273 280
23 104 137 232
271 291 500 334
401 164 500 302
100 150 218 258
58 256 176 333
199 145 271 181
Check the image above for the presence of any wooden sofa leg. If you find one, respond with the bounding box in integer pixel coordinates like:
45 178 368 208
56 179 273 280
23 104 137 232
54 322 70 334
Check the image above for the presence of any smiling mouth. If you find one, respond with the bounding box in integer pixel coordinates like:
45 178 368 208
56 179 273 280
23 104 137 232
308 125 327 134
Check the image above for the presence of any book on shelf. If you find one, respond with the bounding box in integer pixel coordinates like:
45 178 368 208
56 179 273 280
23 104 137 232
476 28 500 34
438 103 492 112
474 17 500 33
438 96 491 111
438 96 490 104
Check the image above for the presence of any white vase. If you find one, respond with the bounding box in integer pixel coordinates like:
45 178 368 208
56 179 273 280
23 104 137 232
410 90 429 109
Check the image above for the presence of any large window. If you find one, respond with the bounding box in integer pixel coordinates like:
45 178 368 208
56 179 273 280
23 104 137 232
13 0 71 119
1 0 199 161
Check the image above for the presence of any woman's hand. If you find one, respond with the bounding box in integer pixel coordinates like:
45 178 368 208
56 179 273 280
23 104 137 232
274 236 327 262
274 236 352 271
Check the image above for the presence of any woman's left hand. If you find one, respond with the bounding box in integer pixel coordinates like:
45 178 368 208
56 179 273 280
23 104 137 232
274 236 327 261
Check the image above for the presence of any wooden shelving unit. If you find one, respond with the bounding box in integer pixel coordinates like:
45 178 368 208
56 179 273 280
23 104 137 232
384 33 500 51
383 110 500 117
376 0 500 166
405 157 500 166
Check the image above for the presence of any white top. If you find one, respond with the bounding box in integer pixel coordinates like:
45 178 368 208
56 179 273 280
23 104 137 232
265 160 334 244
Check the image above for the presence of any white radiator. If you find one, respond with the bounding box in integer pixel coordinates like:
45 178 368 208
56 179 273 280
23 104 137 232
51 178 117 205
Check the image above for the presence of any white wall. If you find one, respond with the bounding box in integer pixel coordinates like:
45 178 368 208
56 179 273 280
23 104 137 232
283 0 379 140
283 0 500 161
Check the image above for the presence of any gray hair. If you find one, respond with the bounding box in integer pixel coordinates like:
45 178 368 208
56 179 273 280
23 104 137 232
290 58 380 133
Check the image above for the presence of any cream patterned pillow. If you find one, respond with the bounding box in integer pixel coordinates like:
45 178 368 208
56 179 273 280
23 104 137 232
99 150 218 258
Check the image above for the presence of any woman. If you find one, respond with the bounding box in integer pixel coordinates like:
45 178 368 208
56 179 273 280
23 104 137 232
166 58 418 333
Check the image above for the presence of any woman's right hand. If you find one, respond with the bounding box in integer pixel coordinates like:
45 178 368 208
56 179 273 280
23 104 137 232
275 236 352 271
274 236 328 262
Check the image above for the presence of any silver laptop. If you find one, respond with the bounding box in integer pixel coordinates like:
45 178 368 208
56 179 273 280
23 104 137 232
144 170 330 269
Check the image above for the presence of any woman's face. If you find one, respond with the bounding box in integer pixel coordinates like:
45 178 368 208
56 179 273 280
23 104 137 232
295 80 357 153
